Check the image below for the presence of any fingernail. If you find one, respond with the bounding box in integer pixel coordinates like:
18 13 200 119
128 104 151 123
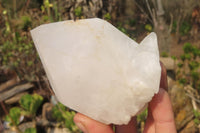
75 122 88 133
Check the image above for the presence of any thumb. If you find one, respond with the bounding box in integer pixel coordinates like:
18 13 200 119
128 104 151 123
74 113 114 133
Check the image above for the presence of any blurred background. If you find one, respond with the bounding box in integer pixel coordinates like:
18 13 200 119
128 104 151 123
0 0 200 133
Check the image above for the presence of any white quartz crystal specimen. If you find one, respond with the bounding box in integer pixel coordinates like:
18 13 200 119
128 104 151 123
31 18 161 125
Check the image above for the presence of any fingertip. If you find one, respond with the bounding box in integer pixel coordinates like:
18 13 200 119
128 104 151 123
74 113 114 133
74 113 89 133
149 88 177 133
115 116 137 133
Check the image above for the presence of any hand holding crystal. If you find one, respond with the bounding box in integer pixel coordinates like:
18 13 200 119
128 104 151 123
73 64 177 133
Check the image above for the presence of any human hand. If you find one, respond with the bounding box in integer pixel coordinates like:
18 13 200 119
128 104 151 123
73 63 177 133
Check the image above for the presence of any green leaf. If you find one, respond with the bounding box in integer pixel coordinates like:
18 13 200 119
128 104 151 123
9 107 21 126
180 21 191 35
180 55 186 61
194 118 200 125
20 94 43 116
52 103 79 132
52 102 66 121
74 7 82 17
15 32 20 42
27 61 33 66
183 43 193 53
179 78 186 85
30 94 43 115
184 53 191 60
193 110 200 125
145 24 152 32
177 63 183 68
192 47 200 57
161 52 168 57
64 111 76 131
25 128 37 133
5 115 11 122
20 94 32 111
194 110 200 117
191 71 199 80
171 56 177 60
137 108 148 122
189 61 199 70
104 13 111 21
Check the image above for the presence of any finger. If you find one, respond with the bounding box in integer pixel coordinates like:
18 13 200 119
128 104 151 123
160 62 168 91
74 113 114 133
143 108 155 133
115 116 137 133
149 88 176 133
144 63 169 133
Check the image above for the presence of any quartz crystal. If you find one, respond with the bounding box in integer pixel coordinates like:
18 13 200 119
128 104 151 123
31 18 161 125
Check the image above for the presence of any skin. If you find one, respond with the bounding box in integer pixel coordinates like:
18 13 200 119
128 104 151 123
73 63 177 133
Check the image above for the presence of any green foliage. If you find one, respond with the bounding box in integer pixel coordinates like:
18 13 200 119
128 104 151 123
4 94 44 132
25 128 37 133
64 111 77 131
52 103 66 121
44 0 52 8
31 94 43 114
74 6 82 17
193 110 200 125
20 94 43 117
117 23 128 35
180 21 191 36
129 19 136 27
183 43 193 53
180 55 186 61
21 16 32 31
5 21 11 33
171 21 191 35
171 56 177 60
20 94 32 111
185 53 191 60
177 63 183 68
144 24 152 32
118 27 127 34
171 21 177 33
52 103 80 132
161 52 168 57
0 30 41 81
104 13 111 21
189 61 199 70
179 78 187 85
42 15 49 22
5 107 21 126
137 108 148 123
176 42 200 91
191 71 199 80
40 0 61 22
41 0 52 14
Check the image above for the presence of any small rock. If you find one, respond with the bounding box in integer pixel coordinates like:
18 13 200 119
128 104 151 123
42 103 54 121
160 57 175 71
18 122 35 132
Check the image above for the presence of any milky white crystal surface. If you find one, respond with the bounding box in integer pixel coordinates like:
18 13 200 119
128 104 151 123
31 18 161 125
